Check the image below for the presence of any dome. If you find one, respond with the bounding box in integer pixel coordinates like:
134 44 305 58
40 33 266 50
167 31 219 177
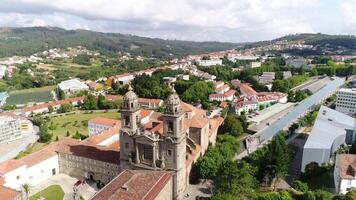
123 85 138 101
166 93 181 106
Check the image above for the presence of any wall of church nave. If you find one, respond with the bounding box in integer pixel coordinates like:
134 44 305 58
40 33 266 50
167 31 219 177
58 153 121 184
3 155 59 190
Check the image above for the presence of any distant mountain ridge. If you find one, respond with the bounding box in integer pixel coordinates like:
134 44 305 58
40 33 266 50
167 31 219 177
0 26 241 58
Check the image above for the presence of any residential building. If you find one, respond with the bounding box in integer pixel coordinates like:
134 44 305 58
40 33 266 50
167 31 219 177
228 55 259 62
336 88 356 115
0 116 21 144
215 83 230 94
86 81 103 91
196 59 222 67
334 154 356 194
0 92 9 106
258 72 275 85
88 117 120 136
138 98 163 109
56 79 89 96
233 98 258 115
163 77 177 84
301 106 356 172
209 90 236 102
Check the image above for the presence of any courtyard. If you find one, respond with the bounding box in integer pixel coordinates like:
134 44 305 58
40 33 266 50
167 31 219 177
29 174 98 200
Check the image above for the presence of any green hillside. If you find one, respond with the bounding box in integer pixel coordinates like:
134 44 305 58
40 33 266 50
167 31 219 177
0 26 239 58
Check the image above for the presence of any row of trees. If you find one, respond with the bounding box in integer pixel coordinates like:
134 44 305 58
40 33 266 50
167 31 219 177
272 75 309 93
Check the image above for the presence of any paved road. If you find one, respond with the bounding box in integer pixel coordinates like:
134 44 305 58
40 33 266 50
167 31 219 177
0 126 39 162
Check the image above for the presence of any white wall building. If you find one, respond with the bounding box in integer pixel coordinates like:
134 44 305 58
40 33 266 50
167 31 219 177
336 88 356 115
2 155 59 191
0 116 21 144
301 106 356 172
88 117 120 136
249 61 262 68
57 79 89 95
334 154 356 194
197 59 222 67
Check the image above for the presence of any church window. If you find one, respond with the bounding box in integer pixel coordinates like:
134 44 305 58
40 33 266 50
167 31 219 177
16 175 20 180
125 142 129 149
167 149 172 157
168 121 173 132
143 145 153 161
125 116 130 127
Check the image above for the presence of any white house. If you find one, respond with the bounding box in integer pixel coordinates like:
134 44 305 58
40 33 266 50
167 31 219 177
209 90 236 102
88 117 120 136
334 154 356 194
197 59 222 67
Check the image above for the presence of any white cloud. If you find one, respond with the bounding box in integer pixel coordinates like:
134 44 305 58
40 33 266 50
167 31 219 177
0 0 325 42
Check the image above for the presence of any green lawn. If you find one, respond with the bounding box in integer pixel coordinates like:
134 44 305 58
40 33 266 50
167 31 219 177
6 86 55 105
30 185 64 200
48 111 120 139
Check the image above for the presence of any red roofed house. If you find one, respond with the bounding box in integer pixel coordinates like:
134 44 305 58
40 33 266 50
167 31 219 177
334 154 356 194
209 89 236 102
88 117 120 136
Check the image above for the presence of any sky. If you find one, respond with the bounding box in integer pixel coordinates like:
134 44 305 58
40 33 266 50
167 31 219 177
0 0 355 42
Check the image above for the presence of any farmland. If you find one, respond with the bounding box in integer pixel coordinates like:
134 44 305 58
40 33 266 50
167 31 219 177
5 86 55 106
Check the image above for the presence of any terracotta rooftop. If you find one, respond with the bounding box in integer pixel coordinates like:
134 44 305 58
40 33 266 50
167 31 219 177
89 117 120 127
0 185 21 200
138 98 163 105
91 170 173 200
338 154 356 180
239 83 257 96
215 84 230 93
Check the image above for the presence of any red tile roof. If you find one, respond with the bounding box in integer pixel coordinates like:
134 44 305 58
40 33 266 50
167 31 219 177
338 154 356 179
138 98 163 106
0 185 21 200
239 83 257 96
91 170 173 200
89 117 120 127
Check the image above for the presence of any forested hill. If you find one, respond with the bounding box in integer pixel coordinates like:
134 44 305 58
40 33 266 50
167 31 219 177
0 26 240 58
244 33 356 54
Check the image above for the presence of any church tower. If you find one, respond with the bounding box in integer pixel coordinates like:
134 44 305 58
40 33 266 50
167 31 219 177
163 89 187 199
120 85 140 169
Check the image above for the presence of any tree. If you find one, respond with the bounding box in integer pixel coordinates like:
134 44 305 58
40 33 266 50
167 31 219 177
97 94 106 109
292 180 309 193
58 90 65 100
303 191 316 200
66 131 70 137
20 183 31 200
219 114 244 137
48 105 54 113
59 103 73 113
287 90 295 102
345 190 356 200
211 193 235 200
313 189 332 200
82 94 97 110
182 81 214 104
39 126 52 143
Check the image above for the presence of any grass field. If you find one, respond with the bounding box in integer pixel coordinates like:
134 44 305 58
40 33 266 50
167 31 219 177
48 111 120 139
5 86 55 105
30 185 64 200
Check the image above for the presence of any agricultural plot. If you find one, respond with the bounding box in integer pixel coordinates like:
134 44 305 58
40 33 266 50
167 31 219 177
5 86 55 105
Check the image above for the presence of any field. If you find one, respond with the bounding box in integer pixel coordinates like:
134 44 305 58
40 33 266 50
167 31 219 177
5 86 55 105
48 111 120 139
30 185 64 200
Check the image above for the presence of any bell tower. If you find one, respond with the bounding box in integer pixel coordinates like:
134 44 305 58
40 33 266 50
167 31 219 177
120 85 140 169
120 85 140 132
163 89 187 199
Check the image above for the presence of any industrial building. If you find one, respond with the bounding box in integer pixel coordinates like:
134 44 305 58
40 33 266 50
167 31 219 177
301 106 356 172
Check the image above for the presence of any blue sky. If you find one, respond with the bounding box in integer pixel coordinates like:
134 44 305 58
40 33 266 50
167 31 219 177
0 0 355 42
